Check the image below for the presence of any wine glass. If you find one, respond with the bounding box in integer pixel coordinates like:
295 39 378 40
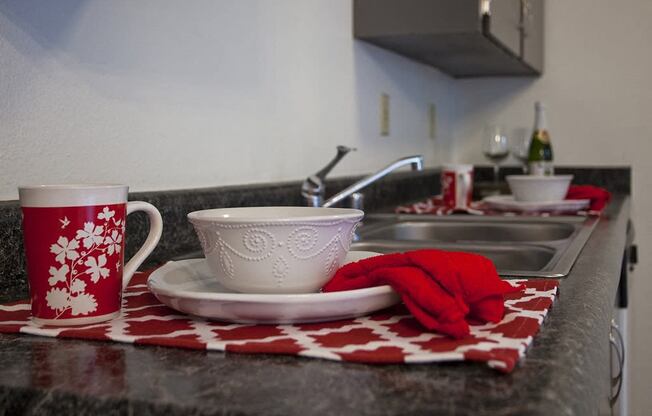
511 127 532 173
482 125 509 184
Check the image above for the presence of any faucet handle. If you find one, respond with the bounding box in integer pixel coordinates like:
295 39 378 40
302 145 356 207
314 145 356 181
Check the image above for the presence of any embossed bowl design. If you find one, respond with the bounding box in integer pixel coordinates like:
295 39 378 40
187 207 364 294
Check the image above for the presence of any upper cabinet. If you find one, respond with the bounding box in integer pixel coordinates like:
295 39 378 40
353 0 544 78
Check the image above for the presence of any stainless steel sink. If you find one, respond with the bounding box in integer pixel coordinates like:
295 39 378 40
360 220 576 242
353 214 599 278
351 240 555 272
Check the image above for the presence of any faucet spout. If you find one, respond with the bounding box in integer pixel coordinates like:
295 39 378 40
322 155 424 208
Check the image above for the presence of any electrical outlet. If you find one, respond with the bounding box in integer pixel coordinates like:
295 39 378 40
429 103 436 140
380 93 390 136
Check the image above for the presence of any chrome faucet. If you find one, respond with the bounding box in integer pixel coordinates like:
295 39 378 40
302 147 424 208
322 155 424 207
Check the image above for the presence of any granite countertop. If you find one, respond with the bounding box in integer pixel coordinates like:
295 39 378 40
0 196 630 415
0 167 632 415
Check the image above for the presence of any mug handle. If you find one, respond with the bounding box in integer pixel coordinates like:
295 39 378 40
122 201 163 289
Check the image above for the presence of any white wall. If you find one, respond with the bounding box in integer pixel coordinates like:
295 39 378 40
2 0 651 413
452 1 652 414
0 0 457 201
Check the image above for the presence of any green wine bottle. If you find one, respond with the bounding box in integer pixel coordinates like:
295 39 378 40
528 101 554 176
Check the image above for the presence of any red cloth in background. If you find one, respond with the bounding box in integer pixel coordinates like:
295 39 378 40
323 249 524 339
565 185 611 212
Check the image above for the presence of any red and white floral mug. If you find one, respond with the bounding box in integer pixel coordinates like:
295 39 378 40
19 185 163 326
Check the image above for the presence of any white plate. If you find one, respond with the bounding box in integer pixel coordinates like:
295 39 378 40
147 251 400 324
482 195 590 212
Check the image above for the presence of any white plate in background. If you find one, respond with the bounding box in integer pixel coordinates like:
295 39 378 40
482 195 590 213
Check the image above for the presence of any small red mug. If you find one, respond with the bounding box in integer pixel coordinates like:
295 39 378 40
19 185 163 326
441 164 474 209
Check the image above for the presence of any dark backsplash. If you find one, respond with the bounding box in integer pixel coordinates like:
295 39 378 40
0 169 441 302
0 166 631 302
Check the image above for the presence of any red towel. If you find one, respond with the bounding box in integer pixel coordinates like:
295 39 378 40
323 249 523 339
566 185 611 212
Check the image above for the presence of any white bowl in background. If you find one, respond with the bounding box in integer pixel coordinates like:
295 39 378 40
187 206 364 294
506 175 573 202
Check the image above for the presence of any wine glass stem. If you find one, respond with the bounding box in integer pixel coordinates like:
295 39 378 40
493 164 500 184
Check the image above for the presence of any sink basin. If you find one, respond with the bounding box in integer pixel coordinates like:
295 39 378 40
351 241 555 273
360 220 576 242
355 214 598 278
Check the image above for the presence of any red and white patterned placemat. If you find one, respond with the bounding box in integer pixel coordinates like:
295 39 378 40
396 195 599 216
0 271 558 373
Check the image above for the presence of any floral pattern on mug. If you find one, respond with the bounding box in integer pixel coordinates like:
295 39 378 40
45 207 125 318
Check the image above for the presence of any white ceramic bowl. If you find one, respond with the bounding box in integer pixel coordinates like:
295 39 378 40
506 175 573 202
187 206 364 294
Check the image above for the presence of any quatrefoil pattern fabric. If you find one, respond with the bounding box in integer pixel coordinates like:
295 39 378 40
0 271 558 373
